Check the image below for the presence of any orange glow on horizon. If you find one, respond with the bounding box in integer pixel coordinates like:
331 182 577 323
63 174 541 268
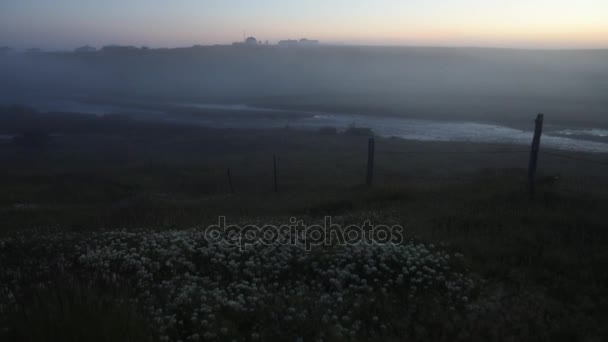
1 0 607 49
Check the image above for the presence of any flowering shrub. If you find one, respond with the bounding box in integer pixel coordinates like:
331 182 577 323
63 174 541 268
0 226 475 341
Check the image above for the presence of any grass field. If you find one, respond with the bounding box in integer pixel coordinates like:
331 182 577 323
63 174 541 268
1 114 607 341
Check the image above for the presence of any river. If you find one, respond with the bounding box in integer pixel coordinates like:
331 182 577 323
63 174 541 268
18 99 608 153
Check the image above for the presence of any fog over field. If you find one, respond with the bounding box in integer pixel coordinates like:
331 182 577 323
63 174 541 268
1 46 607 128
4 0 608 340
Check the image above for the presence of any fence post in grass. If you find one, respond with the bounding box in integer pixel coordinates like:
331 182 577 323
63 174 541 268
273 154 278 193
366 137 375 186
227 168 235 194
528 113 544 195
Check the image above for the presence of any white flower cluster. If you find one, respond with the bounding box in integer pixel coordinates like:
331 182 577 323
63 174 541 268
0 227 474 340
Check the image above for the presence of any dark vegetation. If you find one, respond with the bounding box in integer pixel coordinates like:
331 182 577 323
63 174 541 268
2 107 607 229
0 108 607 340
4 280 150 342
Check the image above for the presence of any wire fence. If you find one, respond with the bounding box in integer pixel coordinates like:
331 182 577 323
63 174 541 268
377 147 608 165
363 114 608 194
224 117 608 194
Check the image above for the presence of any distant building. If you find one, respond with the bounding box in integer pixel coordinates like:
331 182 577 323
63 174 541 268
278 38 320 47
278 39 299 47
232 36 261 47
74 45 97 53
299 38 319 46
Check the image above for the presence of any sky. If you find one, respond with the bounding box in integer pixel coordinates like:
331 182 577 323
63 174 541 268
1 0 607 50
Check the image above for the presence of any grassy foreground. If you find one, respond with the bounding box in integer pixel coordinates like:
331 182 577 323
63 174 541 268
1 117 607 341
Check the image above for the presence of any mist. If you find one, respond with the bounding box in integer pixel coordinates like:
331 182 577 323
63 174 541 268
4 29 608 342
1 45 607 127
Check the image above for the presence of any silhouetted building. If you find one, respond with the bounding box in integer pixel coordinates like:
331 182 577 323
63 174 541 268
299 38 319 46
278 39 320 47
233 36 261 47
278 39 299 47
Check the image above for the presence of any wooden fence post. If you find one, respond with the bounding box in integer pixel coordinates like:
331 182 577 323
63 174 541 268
273 154 278 193
528 113 544 195
227 168 235 194
366 137 375 186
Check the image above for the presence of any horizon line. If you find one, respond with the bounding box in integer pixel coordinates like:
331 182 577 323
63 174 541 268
4 42 607 53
